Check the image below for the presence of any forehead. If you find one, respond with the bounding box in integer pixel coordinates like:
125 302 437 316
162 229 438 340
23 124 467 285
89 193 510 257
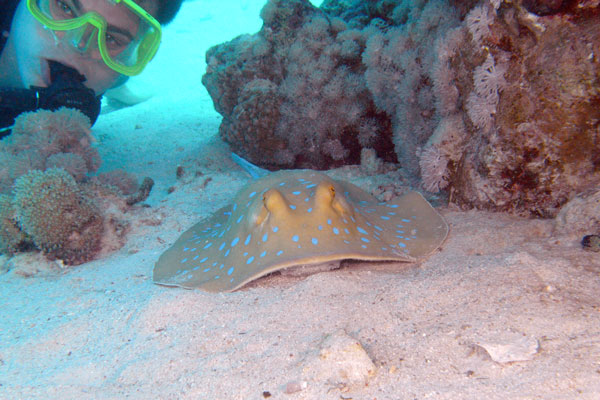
77 0 159 19
133 0 159 17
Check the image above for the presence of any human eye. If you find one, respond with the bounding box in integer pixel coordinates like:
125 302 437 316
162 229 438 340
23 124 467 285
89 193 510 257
52 0 77 19
104 32 131 52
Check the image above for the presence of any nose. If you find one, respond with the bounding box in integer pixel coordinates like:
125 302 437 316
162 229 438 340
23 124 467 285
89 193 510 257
71 24 96 53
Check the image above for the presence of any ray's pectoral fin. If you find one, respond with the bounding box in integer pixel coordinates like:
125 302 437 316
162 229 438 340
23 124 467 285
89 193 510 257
390 191 448 257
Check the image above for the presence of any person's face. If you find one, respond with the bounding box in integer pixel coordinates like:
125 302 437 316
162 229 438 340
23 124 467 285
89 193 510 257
11 0 158 94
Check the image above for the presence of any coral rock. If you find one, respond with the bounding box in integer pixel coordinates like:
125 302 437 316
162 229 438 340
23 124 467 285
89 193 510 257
202 0 395 169
13 168 104 265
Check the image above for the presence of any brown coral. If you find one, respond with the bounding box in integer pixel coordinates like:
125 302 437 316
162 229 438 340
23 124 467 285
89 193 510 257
13 168 104 265
0 107 100 194
202 0 396 170
449 2 600 217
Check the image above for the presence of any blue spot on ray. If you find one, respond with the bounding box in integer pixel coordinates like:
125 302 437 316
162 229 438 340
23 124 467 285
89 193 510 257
244 234 252 245
292 235 299 242
231 237 239 247
227 267 234 275
312 238 318 245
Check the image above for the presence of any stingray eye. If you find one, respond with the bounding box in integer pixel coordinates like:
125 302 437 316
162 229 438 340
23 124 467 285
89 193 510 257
315 181 336 206
263 189 288 212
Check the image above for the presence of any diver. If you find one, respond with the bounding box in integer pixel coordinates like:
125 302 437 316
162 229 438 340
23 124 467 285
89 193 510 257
0 0 184 138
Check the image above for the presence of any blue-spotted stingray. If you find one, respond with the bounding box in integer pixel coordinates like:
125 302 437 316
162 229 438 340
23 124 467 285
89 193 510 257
153 161 448 292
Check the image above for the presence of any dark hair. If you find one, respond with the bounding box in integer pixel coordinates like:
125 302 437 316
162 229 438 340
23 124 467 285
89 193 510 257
154 0 184 25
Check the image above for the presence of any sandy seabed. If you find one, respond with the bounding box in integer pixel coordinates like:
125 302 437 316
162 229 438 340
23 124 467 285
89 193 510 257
1 1 600 399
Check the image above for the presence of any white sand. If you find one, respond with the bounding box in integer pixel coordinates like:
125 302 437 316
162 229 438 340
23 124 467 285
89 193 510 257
1 1 600 398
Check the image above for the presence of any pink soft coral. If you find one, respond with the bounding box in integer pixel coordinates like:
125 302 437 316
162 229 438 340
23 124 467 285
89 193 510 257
0 108 100 193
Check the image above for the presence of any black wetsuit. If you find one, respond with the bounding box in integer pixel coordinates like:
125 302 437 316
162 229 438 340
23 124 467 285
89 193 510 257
0 0 101 138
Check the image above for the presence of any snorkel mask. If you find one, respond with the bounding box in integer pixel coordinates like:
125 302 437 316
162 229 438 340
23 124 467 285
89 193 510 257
26 0 161 76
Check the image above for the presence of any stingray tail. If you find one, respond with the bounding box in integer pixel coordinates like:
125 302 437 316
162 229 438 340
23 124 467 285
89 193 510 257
230 152 270 179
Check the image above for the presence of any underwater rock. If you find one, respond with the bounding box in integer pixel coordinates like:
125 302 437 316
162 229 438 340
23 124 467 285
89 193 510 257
554 188 600 236
0 194 28 255
202 0 395 170
475 335 539 364
13 168 105 265
299 330 376 388
521 0 570 15
424 0 600 217
204 0 599 216
581 235 600 252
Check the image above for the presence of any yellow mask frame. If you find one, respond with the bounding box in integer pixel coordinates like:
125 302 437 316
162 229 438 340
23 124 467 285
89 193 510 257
27 0 162 76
